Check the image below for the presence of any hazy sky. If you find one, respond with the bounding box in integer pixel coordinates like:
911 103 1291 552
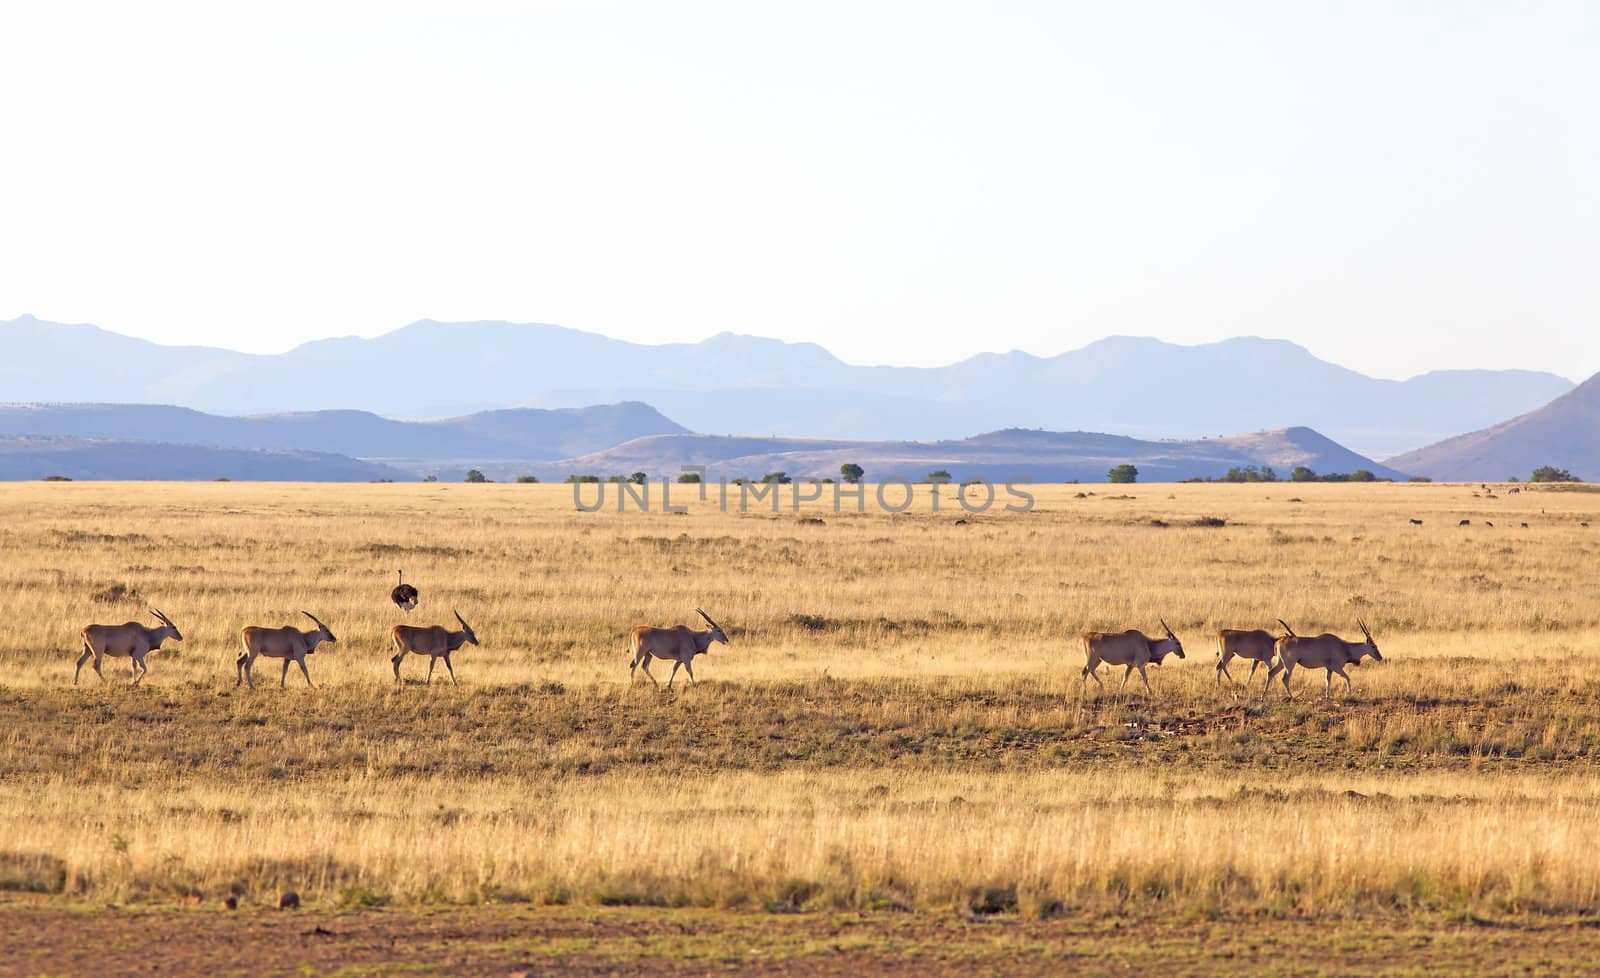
3 1 1596 380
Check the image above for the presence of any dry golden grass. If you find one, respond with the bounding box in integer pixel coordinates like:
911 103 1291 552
2 480 1599 916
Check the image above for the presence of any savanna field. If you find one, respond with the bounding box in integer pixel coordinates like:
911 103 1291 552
5 479 1600 977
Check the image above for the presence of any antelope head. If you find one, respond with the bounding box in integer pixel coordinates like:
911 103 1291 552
150 608 183 642
453 610 479 646
301 611 338 646
1158 618 1184 660
697 608 730 647
1355 618 1381 662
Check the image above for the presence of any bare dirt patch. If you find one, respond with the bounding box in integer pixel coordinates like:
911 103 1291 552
3 904 1596 978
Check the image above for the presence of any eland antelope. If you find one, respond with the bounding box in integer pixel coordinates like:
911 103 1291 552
1081 620 1184 695
1214 625 1288 691
628 608 729 688
76 609 182 685
237 612 338 689
391 610 479 685
1267 618 1382 699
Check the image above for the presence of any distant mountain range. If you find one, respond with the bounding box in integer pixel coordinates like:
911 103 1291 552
0 315 1574 459
0 401 684 462
0 436 411 482
1387 370 1600 481
478 425 1407 485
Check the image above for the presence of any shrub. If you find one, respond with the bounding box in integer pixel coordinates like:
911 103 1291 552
1531 466 1580 483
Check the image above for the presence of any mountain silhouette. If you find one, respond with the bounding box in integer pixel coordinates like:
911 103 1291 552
1387 371 1600 481
1 316 1572 458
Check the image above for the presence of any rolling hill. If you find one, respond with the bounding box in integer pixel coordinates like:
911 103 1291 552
1 315 1573 458
475 425 1407 485
1386 371 1600 481
0 436 412 481
0 401 687 462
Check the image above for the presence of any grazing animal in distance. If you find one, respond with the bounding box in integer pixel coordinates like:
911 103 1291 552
1459 519 1471 526
1215 625 1289 692
391 610 479 685
1408 518 1423 526
1268 618 1382 699
237 612 338 689
1582 522 1591 528
628 608 730 688
1081 620 1184 696
391 570 419 612
1521 522 1530 528
1485 521 1494 527
77 609 182 685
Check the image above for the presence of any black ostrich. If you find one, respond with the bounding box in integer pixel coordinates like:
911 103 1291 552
391 570 419 613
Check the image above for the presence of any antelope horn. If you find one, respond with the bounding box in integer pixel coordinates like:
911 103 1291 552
151 608 171 625
1159 617 1174 637
301 610 326 629
454 609 470 629
1277 618 1296 637
697 607 723 632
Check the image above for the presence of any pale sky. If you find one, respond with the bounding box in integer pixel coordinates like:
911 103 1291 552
2 1 1596 380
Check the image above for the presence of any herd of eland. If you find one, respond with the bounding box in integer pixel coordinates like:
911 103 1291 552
76 598 1378 699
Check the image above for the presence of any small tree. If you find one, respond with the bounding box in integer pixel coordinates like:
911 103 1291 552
1107 464 1138 484
926 469 952 484
1290 465 1316 482
515 475 539 484
840 463 864 484
465 469 489 483
762 471 791 484
628 471 648 485
677 472 702 484
422 474 438 483
1531 465 1579 483
1349 469 1377 483
564 474 600 484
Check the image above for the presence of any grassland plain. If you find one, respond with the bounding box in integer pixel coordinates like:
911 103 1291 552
3 479 1600 976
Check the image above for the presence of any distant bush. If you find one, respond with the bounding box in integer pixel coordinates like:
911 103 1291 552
422 475 438 483
762 471 792 484
677 473 702 484
1107 464 1138 484
1220 465 1277 483
1279 466 1390 484
515 475 539 484
41 475 71 482
840 463 864 484
465 469 489 483
926 470 952 484
628 472 648 485
1531 466 1581 483
565 474 600 484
